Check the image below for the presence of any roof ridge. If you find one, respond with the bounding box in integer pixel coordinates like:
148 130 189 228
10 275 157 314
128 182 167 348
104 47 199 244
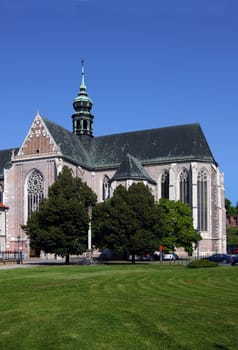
94 123 201 139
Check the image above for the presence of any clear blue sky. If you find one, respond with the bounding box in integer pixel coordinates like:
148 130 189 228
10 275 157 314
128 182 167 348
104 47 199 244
1 0 238 204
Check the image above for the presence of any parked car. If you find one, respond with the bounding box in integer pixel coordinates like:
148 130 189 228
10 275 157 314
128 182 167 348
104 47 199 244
128 253 153 261
231 254 238 265
140 253 153 261
152 251 179 261
204 254 232 264
163 252 179 260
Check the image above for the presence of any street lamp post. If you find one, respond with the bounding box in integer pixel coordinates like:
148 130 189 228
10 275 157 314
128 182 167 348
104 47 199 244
4 208 8 251
88 206 92 253
17 235 20 264
196 229 200 259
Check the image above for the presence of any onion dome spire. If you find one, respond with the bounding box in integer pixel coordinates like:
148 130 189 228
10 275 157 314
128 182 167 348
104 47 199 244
72 60 94 137
81 59 86 88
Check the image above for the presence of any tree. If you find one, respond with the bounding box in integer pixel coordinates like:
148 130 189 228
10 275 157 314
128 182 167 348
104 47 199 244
92 183 160 263
22 166 97 264
225 198 238 215
225 198 233 215
155 198 200 254
93 187 199 262
227 226 238 246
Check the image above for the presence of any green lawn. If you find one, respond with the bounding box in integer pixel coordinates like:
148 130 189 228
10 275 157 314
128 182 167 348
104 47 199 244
0 263 237 350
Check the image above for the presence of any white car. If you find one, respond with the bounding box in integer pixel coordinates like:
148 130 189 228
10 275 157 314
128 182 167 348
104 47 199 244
162 253 178 260
152 251 179 261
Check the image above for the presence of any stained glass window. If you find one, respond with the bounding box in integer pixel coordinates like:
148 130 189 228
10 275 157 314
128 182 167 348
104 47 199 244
103 175 110 201
161 171 169 199
197 170 207 231
27 170 44 217
180 168 190 205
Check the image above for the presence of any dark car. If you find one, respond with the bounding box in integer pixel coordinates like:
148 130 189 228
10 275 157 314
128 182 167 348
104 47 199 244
231 254 238 265
128 253 153 261
204 254 232 264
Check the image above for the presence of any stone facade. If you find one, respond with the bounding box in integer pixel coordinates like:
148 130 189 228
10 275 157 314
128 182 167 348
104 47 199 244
0 67 227 257
0 203 8 251
1 114 226 256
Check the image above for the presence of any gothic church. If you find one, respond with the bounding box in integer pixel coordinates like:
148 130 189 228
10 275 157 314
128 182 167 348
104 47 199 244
0 63 226 256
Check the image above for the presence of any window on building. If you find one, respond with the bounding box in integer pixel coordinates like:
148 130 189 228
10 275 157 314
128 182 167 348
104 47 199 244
83 120 87 130
161 171 169 199
197 170 207 231
179 168 190 205
103 175 110 201
27 170 44 217
0 185 3 203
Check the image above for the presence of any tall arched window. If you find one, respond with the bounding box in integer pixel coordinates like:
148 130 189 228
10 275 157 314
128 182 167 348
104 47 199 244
27 170 44 217
0 185 3 203
197 170 207 231
161 171 169 199
180 168 190 205
102 175 110 201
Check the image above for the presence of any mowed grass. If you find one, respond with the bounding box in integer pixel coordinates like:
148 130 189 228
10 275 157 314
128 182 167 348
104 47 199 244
0 263 237 350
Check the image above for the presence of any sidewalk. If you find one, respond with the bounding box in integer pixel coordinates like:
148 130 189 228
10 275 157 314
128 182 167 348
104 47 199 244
0 257 62 269
0 263 33 270
0 255 99 269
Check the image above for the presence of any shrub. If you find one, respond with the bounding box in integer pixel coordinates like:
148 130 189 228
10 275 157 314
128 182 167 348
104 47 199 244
187 259 218 268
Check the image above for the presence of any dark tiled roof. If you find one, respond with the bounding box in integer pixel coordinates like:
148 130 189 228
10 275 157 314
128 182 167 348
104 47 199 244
0 149 18 178
89 123 216 168
0 122 216 177
43 118 93 168
111 153 156 184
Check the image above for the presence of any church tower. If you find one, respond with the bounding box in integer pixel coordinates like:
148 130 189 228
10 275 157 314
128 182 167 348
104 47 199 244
72 60 94 138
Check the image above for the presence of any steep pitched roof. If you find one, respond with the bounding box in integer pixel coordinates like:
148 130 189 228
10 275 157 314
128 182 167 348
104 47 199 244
111 153 156 184
42 117 93 168
0 121 217 176
89 123 216 168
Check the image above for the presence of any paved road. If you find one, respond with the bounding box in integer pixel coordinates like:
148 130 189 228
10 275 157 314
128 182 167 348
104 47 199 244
0 258 61 269
0 264 34 270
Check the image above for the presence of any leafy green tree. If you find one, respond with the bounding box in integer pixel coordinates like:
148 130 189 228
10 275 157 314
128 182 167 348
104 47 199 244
93 185 199 262
225 198 232 215
22 166 97 264
225 197 238 249
155 198 200 253
225 198 238 215
227 227 238 245
92 183 160 263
